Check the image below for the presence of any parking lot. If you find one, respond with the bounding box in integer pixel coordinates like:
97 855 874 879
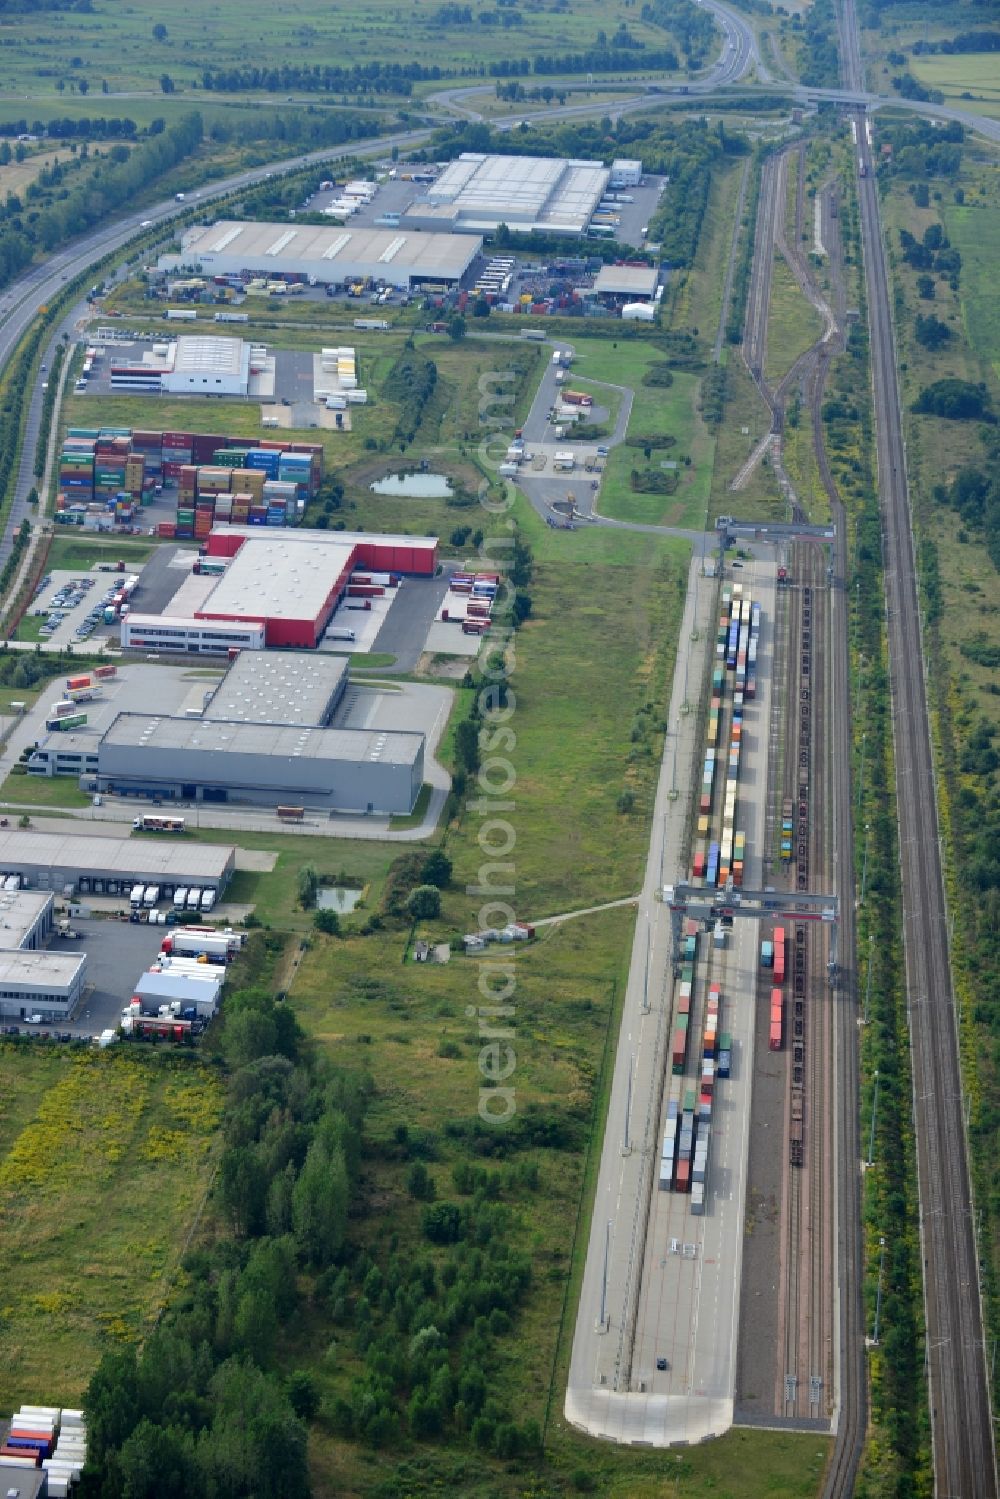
30 568 127 649
65 916 168 1034
4 915 166 1038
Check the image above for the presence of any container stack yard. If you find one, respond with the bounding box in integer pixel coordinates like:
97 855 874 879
0 1405 86 1494
694 583 755 892
54 426 323 533
659 578 768 1218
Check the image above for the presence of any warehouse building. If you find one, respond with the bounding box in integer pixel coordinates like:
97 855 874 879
121 526 438 655
592 264 659 302
134 968 223 1020
110 336 256 397
401 153 610 237
609 158 643 188
97 714 424 816
202 651 348 726
0 830 235 899
0 890 56 951
160 221 481 290
0 890 85 1021
119 613 266 656
0 951 86 1021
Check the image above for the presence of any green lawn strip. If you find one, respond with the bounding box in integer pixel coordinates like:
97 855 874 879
171 829 393 932
13 613 48 643
1 773 92 809
0 1050 223 1409
388 781 434 832
765 252 825 388
781 409 831 525
44 535 156 572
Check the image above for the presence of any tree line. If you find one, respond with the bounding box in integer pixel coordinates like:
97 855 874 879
24 111 202 256
912 30 1000 54
0 116 141 139
80 938 369 1497
641 0 716 67
489 44 680 76
199 62 446 95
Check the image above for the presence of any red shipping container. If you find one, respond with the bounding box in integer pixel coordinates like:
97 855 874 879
675 1159 691 1193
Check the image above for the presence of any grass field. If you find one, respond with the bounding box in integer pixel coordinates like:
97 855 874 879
708 359 785 522
909 53 1000 119
657 154 745 360
943 204 1000 380
0 1048 223 1409
0 147 85 198
0 0 685 98
765 253 825 387
558 338 714 528
0 772 91 809
43 535 156 572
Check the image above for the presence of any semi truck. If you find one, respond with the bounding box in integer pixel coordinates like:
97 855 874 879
133 815 185 833
277 805 305 822
161 928 245 960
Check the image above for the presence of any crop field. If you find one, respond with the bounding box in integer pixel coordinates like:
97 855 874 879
0 1048 223 1409
909 54 1000 119
0 0 685 98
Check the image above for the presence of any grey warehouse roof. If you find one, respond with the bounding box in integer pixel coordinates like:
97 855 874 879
205 651 348 727
422 153 609 234
169 220 481 281
592 264 658 298
0 890 52 948
0 830 235 880
103 714 424 768
0 950 85 985
172 335 248 377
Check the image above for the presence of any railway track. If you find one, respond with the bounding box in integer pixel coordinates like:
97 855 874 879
855 117 998 1495
832 0 998 1479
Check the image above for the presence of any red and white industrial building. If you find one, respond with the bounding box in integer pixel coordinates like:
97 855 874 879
121 525 438 654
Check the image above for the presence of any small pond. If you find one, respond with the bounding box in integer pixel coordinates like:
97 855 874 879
317 886 363 913
370 473 453 498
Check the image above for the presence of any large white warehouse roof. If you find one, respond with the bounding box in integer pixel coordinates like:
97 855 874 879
162 220 481 286
407 153 610 236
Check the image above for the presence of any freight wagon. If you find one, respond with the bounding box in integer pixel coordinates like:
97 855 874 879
769 988 783 1051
